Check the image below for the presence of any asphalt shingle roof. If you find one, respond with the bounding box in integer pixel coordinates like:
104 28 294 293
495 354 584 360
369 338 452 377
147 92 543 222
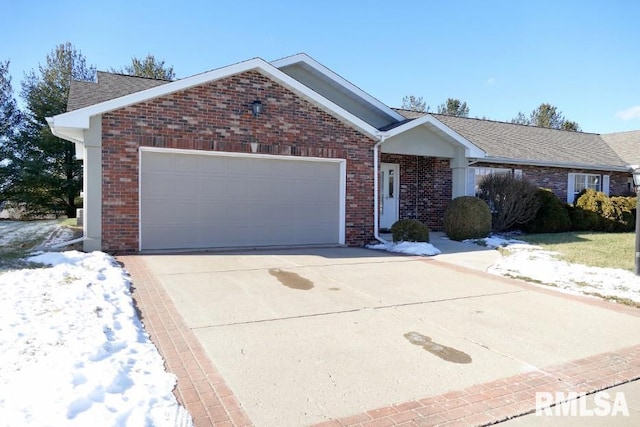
67 71 169 111
601 131 640 166
393 109 628 169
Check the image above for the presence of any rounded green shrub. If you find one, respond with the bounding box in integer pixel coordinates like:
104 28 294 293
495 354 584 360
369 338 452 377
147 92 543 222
443 196 491 241
525 189 572 233
567 205 602 231
390 219 430 243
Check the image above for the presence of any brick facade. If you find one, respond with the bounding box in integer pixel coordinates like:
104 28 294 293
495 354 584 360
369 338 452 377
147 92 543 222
380 154 452 230
101 71 376 253
472 162 631 202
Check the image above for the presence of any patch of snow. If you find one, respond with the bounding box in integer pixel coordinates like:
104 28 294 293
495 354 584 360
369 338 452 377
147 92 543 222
476 236 640 303
0 220 60 247
467 235 529 249
0 250 193 426
368 241 442 256
43 226 78 247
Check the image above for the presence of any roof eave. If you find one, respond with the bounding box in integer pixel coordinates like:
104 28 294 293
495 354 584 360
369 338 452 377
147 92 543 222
481 156 632 172
47 57 381 143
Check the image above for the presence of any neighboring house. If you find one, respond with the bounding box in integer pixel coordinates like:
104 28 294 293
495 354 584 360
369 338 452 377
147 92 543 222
47 54 638 253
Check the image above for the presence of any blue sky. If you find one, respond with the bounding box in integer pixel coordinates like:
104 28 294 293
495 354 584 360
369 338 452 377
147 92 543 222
3 0 639 133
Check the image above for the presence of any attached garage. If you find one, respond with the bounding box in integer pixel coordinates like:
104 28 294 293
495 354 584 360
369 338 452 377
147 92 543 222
139 148 346 251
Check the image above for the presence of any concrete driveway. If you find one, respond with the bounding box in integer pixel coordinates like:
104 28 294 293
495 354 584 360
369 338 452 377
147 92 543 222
122 247 640 426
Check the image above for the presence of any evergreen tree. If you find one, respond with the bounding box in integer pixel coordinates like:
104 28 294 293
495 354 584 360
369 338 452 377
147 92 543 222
14 42 95 217
511 103 581 131
0 60 23 195
113 54 175 80
437 98 470 117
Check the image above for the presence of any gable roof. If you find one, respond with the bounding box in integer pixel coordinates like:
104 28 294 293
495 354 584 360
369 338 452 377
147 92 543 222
48 57 382 142
394 109 629 171
601 130 640 166
67 72 169 111
272 53 405 127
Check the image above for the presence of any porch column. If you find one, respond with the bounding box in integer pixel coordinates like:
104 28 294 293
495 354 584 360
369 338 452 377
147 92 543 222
82 116 102 252
450 153 468 198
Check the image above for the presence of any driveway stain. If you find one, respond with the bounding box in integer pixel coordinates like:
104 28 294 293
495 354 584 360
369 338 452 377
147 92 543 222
268 268 314 290
404 331 472 364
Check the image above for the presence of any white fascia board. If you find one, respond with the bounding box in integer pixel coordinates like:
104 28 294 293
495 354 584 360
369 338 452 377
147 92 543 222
48 57 380 141
482 156 631 172
271 53 406 122
383 114 486 159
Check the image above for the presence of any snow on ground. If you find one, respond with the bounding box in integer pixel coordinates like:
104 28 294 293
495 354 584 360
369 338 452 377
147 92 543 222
367 241 442 256
474 236 640 304
0 220 60 247
0 249 193 426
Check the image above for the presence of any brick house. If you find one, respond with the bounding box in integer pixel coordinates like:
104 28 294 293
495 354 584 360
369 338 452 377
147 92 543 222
47 54 638 253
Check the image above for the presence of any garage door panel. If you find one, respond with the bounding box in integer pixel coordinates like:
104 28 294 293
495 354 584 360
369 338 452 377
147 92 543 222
141 151 343 250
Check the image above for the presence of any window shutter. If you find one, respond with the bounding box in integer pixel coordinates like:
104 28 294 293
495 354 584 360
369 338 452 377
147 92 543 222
602 175 610 196
514 169 523 178
467 168 476 196
567 173 576 204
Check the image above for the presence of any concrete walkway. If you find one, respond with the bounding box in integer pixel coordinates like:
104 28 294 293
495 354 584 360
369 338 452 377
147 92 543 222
119 238 640 427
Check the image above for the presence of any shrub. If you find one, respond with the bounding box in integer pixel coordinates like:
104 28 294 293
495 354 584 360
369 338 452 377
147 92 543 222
567 205 602 231
443 196 491 241
478 173 541 232
610 196 637 232
390 219 430 242
525 189 572 233
573 190 636 232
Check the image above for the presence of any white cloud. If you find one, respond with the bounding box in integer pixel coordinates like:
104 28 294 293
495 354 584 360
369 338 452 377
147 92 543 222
615 106 640 120
485 77 496 86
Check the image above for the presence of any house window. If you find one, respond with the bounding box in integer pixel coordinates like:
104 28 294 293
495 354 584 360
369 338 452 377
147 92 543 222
467 167 522 196
567 173 609 203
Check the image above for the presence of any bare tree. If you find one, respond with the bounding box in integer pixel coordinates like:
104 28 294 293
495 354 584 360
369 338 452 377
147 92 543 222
401 95 427 112
478 173 541 232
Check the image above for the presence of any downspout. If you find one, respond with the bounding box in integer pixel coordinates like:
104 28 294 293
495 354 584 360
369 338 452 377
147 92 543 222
373 133 388 243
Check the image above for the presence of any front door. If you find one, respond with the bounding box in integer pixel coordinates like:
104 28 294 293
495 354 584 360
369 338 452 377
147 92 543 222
380 163 399 230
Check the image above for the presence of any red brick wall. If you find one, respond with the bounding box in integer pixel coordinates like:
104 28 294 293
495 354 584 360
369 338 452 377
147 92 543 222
472 162 631 202
380 154 452 230
101 71 376 252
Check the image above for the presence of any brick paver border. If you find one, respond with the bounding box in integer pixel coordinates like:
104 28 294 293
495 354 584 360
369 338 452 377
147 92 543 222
120 254 640 427
315 344 640 426
119 255 254 427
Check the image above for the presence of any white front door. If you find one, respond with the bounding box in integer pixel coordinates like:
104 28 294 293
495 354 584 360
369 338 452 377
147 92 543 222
380 163 399 230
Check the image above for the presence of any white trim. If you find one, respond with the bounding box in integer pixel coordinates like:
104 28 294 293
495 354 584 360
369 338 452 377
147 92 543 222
271 53 406 122
138 147 347 250
602 175 610 196
482 156 630 172
48 57 380 141
383 114 486 159
138 146 346 164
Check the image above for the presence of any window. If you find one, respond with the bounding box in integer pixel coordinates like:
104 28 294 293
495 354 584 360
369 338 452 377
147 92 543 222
567 173 609 203
467 167 522 196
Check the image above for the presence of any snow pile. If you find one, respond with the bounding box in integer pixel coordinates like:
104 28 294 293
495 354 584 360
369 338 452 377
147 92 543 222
467 235 528 248
0 250 193 426
478 236 640 303
368 241 442 256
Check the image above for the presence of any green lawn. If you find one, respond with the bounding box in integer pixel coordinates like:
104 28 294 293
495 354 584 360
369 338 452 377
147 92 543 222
519 231 636 271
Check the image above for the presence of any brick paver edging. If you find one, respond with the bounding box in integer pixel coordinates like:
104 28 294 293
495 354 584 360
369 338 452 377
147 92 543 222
118 255 253 427
314 346 640 427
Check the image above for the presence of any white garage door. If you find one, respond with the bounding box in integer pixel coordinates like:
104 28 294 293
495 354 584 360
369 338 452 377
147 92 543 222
140 149 345 250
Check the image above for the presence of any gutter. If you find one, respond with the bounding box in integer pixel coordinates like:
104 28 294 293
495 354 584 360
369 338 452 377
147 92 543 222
373 133 388 243
480 156 632 173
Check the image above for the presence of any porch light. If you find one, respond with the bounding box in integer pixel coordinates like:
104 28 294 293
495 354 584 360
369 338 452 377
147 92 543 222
634 168 640 276
251 100 264 117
